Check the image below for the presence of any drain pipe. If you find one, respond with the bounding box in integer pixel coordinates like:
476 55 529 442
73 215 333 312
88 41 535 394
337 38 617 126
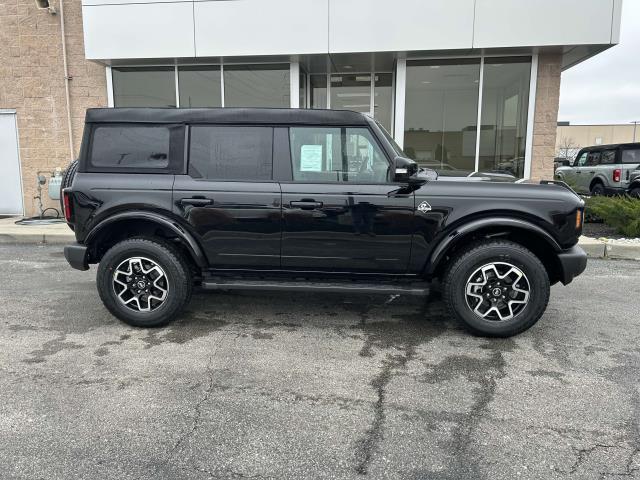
58 0 74 161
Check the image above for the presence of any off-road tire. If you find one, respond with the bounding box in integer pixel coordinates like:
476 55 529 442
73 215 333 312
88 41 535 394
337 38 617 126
97 237 193 328
630 186 640 199
443 239 550 337
590 181 605 196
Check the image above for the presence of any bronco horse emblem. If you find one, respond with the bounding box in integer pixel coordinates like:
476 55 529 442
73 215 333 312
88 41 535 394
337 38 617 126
417 201 432 213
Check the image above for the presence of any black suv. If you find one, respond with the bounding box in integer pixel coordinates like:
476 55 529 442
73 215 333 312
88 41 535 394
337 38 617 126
62 108 587 337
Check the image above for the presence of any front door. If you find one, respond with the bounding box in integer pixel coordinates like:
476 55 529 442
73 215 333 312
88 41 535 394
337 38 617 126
280 126 414 273
174 125 281 269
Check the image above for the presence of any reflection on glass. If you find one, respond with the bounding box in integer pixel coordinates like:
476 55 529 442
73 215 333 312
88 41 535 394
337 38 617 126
224 64 290 108
112 67 176 107
178 66 221 108
310 75 327 109
478 57 531 178
330 74 371 114
404 59 480 172
374 73 393 134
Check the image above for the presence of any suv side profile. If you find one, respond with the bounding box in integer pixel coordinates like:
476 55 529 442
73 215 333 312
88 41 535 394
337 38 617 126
555 143 640 196
62 108 587 338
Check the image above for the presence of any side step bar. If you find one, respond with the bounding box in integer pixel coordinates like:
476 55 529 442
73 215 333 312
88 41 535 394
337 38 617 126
201 278 430 296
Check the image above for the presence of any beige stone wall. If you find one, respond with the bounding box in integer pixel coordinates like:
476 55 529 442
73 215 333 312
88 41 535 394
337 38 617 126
530 52 562 180
0 0 106 217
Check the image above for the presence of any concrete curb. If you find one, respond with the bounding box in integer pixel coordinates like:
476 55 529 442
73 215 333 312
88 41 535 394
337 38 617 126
0 217 75 245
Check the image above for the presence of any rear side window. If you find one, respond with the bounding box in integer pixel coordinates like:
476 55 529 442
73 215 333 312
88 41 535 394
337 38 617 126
600 150 617 165
91 126 170 169
622 148 640 164
189 126 273 181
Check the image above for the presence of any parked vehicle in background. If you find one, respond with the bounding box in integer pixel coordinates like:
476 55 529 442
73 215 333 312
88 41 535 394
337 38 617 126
554 158 571 171
628 169 640 198
555 143 640 196
62 108 587 338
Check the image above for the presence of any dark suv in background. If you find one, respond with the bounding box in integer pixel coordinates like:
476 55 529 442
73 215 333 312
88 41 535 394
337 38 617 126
62 108 587 337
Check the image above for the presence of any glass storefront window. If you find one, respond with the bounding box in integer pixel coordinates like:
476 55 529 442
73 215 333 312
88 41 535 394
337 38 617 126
404 59 480 173
310 75 327 109
112 67 176 108
374 73 393 134
478 57 531 178
330 74 371 114
223 64 290 108
178 66 221 108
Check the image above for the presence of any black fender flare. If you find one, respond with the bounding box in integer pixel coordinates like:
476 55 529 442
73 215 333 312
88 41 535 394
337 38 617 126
424 216 562 275
85 211 207 267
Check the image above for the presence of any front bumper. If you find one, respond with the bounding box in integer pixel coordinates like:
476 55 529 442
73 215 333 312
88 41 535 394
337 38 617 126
64 243 89 271
557 245 587 285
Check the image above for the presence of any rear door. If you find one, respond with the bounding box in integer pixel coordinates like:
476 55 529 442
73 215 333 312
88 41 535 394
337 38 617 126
173 125 281 269
279 125 414 273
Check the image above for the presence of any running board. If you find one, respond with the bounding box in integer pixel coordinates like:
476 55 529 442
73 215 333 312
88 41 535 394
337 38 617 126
201 278 430 296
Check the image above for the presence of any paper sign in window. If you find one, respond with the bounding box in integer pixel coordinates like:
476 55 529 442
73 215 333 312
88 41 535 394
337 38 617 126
300 145 323 172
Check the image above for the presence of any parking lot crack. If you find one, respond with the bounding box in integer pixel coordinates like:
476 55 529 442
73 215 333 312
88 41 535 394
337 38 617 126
355 345 416 475
166 354 215 460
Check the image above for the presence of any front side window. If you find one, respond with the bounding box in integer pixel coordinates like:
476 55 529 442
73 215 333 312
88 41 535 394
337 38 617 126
189 126 273 181
575 152 588 167
289 127 389 183
622 148 640 164
91 126 170 169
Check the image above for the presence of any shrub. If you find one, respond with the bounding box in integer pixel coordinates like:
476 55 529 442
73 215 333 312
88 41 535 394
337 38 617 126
584 195 640 237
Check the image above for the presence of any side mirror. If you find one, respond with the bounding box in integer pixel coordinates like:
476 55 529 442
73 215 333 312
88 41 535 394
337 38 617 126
393 156 420 183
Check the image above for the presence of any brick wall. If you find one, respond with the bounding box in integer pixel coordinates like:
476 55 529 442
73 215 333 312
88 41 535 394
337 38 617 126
0 0 106 217
530 52 562 181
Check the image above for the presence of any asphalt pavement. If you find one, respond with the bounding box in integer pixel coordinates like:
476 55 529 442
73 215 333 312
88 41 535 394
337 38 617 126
0 244 639 480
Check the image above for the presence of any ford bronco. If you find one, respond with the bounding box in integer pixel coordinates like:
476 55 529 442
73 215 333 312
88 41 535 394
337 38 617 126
62 108 587 337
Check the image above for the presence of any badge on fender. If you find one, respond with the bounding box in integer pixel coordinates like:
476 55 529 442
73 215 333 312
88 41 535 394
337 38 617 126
417 201 432 213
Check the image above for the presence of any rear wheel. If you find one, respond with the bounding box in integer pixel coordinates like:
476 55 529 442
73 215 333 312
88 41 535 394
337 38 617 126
630 186 640 198
590 181 605 196
97 238 192 327
443 240 550 337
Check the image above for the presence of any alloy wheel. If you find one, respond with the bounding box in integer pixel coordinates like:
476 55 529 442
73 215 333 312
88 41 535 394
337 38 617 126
464 262 531 321
112 256 169 312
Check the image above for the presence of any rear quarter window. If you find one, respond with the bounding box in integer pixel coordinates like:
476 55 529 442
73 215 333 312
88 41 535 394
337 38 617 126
87 124 184 173
622 148 640 164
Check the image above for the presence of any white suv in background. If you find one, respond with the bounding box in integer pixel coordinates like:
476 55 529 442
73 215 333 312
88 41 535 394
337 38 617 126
555 143 640 196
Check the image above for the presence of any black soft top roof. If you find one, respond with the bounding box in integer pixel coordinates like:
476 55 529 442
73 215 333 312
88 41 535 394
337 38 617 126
85 107 371 126
579 142 640 151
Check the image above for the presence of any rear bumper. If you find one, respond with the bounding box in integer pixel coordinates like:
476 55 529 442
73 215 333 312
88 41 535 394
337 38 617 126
64 243 89 271
557 245 587 285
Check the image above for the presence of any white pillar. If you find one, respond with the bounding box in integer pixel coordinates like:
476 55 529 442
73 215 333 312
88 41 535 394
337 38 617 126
524 53 539 180
393 59 406 149
290 61 300 108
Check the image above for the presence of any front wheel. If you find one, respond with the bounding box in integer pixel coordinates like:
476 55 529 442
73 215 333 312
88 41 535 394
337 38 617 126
443 240 550 337
97 238 193 327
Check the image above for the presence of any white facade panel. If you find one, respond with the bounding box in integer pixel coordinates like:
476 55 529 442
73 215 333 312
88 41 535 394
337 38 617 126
0 111 24 216
474 0 615 49
82 3 196 60
329 0 474 53
194 0 328 57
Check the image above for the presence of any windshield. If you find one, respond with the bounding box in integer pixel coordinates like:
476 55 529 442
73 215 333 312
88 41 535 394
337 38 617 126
375 120 404 157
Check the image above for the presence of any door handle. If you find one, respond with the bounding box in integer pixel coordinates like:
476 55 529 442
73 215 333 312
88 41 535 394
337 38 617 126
290 200 323 210
588 171 595 174
179 197 213 207
575 171 582 174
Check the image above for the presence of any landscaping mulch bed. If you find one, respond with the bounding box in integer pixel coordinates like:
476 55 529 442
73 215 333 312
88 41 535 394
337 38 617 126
583 221 625 239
